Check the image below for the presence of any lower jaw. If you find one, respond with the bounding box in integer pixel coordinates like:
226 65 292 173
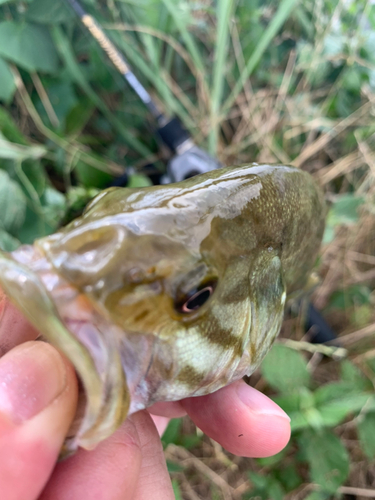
0 245 129 456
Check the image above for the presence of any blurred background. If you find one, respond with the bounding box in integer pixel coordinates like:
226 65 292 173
0 0 375 498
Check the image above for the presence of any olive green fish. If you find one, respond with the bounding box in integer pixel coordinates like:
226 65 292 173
0 164 325 454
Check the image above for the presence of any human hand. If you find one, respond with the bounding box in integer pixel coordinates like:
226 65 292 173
0 291 291 500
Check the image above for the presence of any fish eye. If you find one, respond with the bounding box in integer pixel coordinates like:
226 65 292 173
176 280 217 314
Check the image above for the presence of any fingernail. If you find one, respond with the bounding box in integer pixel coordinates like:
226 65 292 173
236 382 290 421
0 342 67 424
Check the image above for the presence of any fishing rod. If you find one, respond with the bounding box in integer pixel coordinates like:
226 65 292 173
65 0 222 183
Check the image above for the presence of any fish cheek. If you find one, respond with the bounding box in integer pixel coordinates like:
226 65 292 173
104 285 175 336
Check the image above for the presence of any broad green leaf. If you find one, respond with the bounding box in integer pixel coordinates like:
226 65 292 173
314 381 364 406
42 81 78 127
16 206 50 244
0 170 27 234
323 194 366 243
0 228 20 251
0 57 16 102
341 360 371 391
327 194 365 226
246 472 285 500
0 106 28 144
74 161 113 189
26 0 74 24
179 433 202 449
0 22 59 73
289 412 310 432
314 381 373 427
261 344 310 393
357 412 375 460
298 429 349 493
41 187 66 229
65 100 94 135
275 464 302 491
318 393 373 427
257 448 287 467
248 471 268 489
127 173 152 188
161 418 182 447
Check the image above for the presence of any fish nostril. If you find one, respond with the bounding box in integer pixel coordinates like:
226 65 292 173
43 225 126 278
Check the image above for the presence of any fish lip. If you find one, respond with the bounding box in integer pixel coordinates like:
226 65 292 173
0 246 129 456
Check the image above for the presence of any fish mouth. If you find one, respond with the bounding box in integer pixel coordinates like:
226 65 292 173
0 245 129 456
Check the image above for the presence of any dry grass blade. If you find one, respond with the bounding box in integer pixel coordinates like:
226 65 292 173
165 444 235 500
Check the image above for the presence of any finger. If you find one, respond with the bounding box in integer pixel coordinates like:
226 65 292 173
41 411 174 500
181 379 291 458
0 341 78 500
132 411 174 500
148 400 187 418
0 289 39 356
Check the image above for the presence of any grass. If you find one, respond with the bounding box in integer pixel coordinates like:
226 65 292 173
0 0 375 498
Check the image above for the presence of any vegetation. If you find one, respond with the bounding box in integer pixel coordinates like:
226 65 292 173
0 0 374 498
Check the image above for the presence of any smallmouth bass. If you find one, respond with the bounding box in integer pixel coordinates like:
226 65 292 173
0 164 326 454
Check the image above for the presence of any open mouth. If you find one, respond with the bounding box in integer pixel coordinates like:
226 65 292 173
0 245 129 456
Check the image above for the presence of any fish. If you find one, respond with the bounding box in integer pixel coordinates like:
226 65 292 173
0 164 326 455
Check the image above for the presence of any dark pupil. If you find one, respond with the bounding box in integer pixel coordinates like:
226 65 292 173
181 286 213 313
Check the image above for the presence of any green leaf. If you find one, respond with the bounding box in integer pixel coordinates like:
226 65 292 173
246 472 285 500
327 194 365 226
65 100 94 135
0 57 16 102
171 479 182 500
328 285 371 311
256 447 287 467
26 0 75 24
303 492 330 500
0 22 59 73
261 344 310 393
74 160 113 189
341 360 370 391
0 106 29 144
275 464 302 491
166 460 184 473
127 173 152 188
179 434 202 449
318 393 373 427
323 194 366 243
357 412 375 460
314 380 374 426
42 81 78 127
298 429 349 493
0 170 27 234
0 228 20 251
161 418 182 447
41 186 66 229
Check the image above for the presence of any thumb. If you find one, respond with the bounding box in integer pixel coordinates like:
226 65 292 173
0 341 78 500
